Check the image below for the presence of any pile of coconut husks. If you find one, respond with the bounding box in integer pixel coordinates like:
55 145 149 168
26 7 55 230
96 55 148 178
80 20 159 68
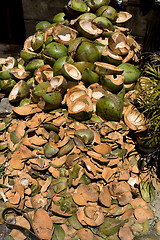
0 0 160 239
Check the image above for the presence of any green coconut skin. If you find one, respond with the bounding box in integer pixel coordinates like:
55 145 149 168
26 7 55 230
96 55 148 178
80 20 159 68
0 70 12 80
36 21 51 33
96 88 125 121
75 41 100 63
70 110 92 121
93 16 114 31
31 31 44 52
0 79 16 94
68 0 89 14
82 68 99 86
118 63 141 84
31 81 51 103
25 59 44 72
85 0 110 11
43 42 68 60
100 75 123 93
73 62 94 73
20 50 38 62
41 91 62 110
78 12 96 22
53 12 66 23
96 5 118 22
53 56 74 76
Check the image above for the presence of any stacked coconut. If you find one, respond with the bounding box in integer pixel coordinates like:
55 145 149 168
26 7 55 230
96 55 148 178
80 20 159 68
0 0 143 125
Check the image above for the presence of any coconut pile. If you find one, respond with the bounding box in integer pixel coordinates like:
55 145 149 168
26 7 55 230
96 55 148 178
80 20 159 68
0 0 160 239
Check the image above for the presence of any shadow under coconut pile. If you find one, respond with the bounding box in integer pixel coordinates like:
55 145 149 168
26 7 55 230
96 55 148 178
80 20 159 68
0 0 160 239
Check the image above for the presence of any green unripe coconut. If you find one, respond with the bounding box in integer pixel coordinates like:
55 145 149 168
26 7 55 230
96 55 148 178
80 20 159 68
36 21 51 33
75 41 100 63
53 12 66 23
118 63 141 84
0 79 16 94
53 56 74 76
96 88 125 121
20 50 38 62
43 42 68 60
31 31 44 52
82 68 99 86
93 16 114 30
96 5 118 22
67 0 89 16
25 59 44 72
39 91 62 110
85 0 110 11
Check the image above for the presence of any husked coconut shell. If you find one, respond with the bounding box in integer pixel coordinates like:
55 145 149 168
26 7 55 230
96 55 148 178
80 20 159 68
62 63 82 81
102 46 123 65
77 20 103 39
124 104 147 132
68 95 93 121
108 31 130 56
116 11 132 24
66 83 88 106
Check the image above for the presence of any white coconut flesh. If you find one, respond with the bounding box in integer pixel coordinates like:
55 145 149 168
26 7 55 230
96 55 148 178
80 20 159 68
9 82 22 101
50 77 60 87
70 90 86 102
72 101 86 112
92 91 104 99
81 20 102 34
57 28 72 41
65 65 81 80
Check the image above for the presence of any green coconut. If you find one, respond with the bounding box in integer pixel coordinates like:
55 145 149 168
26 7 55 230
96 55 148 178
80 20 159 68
39 91 62 110
8 80 30 103
96 5 118 22
85 0 110 11
96 87 125 121
42 42 68 60
52 12 68 25
94 62 124 75
75 41 100 63
68 37 89 59
31 81 51 102
53 56 74 76
100 74 124 93
20 50 38 62
0 79 16 94
67 0 89 17
25 59 44 72
44 142 59 158
92 16 114 30
74 129 94 145
73 62 94 73
77 12 97 22
82 68 99 86
0 70 12 80
36 21 51 33
118 63 141 84
31 31 44 52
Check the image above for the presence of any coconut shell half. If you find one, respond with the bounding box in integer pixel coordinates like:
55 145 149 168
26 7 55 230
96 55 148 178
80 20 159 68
94 62 124 75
